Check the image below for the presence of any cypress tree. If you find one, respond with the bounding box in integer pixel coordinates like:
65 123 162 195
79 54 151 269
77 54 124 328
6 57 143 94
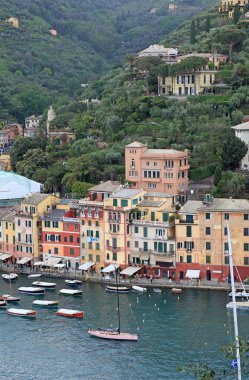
233 4 241 24
205 16 210 33
213 165 222 187
190 19 196 44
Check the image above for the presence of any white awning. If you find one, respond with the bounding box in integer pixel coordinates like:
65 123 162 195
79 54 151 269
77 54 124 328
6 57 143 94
54 263 65 268
16 257 32 264
186 269 200 279
120 266 142 276
102 264 120 273
45 257 62 267
33 261 44 266
78 262 94 270
0 253 12 261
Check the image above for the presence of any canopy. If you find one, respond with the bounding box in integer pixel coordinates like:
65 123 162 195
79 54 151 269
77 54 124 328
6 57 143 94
16 257 32 264
45 257 62 267
186 270 200 279
54 263 65 268
0 253 12 261
33 261 44 266
102 264 120 273
78 262 94 270
120 266 142 276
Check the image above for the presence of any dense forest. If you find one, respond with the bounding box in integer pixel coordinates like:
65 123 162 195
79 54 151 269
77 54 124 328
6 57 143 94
0 0 218 121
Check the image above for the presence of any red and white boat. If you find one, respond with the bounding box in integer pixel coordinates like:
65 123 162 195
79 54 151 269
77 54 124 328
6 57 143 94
56 308 84 318
88 329 138 341
1 294 20 302
6 308 37 317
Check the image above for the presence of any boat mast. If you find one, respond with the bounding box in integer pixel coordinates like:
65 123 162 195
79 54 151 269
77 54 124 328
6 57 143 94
227 224 241 380
115 268 121 334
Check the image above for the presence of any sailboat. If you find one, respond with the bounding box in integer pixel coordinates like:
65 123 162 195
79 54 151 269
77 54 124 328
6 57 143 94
88 268 138 341
1 268 20 302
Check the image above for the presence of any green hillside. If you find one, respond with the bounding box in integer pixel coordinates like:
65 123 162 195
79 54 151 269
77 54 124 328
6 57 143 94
0 0 218 121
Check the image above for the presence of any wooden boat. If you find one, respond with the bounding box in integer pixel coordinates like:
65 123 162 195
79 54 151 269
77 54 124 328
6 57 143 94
106 286 130 293
28 274 42 279
32 281 56 289
132 285 147 292
1 294 20 302
32 300 58 307
153 288 162 293
56 308 84 318
18 287 45 295
65 279 82 287
0 301 7 307
172 288 182 294
229 290 249 299
226 301 249 311
59 289 82 296
2 273 18 282
7 308 37 317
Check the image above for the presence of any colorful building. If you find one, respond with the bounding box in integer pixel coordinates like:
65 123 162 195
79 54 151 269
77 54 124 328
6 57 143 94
125 141 189 200
218 0 249 17
0 207 19 264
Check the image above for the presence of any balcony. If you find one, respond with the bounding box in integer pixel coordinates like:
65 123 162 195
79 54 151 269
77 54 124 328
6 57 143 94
63 217 79 223
132 219 174 227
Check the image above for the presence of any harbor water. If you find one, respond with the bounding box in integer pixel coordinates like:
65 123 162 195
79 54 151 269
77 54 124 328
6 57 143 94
1 275 248 380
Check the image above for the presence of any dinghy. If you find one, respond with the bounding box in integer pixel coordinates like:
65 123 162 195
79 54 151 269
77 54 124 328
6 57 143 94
2 273 18 282
226 301 249 311
32 281 56 289
56 308 84 318
172 288 182 294
1 294 20 302
106 286 130 293
59 289 82 296
28 274 42 279
0 301 7 307
153 288 162 293
132 285 147 292
33 300 58 307
65 279 82 287
18 287 45 295
7 308 37 317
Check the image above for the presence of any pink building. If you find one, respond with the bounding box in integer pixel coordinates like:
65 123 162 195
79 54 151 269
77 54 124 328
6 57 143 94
125 141 189 201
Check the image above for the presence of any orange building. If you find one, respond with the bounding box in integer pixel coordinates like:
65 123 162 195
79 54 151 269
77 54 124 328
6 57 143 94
125 141 189 201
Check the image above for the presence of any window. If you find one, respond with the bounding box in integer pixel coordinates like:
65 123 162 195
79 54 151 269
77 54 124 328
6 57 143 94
96 255 100 262
177 242 183 249
89 254 93 261
143 227 148 238
151 212 155 222
70 248 74 255
95 231 99 238
96 243 100 250
88 242 92 249
121 199 128 207
224 256 229 264
18 233 21 242
113 252 117 261
163 213 169 222
180 256 183 263
224 227 228 236
224 213 229 220
146 161 150 166
54 247 58 255
244 243 249 251
6 235 8 243
69 236 73 243
53 221 58 228
205 227 211 235
45 221 50 228
186 226 192 237
64 237 67 243
143 242 148 251
206 255 211 264
81 220 85 225
106 253 110 260
187 255 192 263
244 257 249 265
186 215 193 223
244 228 249 236
77 237 80 243
88 220 91 226
135 241 139 248
18 219 21 226
206 242 211 250
113 199 117 206
224 242 229 252
134 226 139 233
244 214 249 221
206 213 210 220
95 221 99 227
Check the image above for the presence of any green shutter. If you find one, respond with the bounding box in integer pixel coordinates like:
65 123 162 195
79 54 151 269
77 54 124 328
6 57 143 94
154 242 157 251
113 199 117 206
151 212 155 221
163 213 169 222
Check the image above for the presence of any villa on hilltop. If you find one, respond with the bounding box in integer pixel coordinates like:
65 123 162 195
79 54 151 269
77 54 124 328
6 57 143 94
218 0 249 18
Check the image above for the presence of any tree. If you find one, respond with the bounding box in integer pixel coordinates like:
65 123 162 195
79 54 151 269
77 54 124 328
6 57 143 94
71 181 93 198
190 19 196 44
233 4 241 24
205 16 210 33
221 130 247 170
213 165 222 186
215 172 245 197
10 136 47 171
213 27 246 63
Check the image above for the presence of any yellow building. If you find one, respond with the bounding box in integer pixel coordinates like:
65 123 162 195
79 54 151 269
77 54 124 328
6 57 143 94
0 207 19 263
218 0 249 17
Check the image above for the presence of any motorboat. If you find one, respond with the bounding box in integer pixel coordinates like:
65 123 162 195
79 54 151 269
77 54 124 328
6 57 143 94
226 301 249 311
33 300 58 307
65 280 82 287
106 286 130 293
59 289 82 296
28 274 42 279
18 287 45 295
32 281 56 289
2 273 18 282
56 308 84 318
153 288 162 293
172 288 182 294
0 301 7 307
88 329 138 341
1 294 20 302
132 285 147 292
229 290 249 299
7 308 37 317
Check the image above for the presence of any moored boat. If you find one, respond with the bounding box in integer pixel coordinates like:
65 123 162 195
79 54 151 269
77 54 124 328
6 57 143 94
65 279 82 287
132 285 147 292
229 290 249 299
33 300 58 307
7 308 37 317
153 288 162 293
106 286 130 293
32 281 56 289
88 329 138 341
1 294 20 302
0 301 7 307
18 287 45 295
226 301 249 311
56 308 84 318
28 274 42 279
2 273 18 282
172 288 182 294
59 289 82 296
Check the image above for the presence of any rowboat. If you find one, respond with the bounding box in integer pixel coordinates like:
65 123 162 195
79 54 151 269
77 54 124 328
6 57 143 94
172 288 182 294
59 289 82 296
18 287 45 295
132 285 147 292
7 308 37 317
0 301 7 307
1 294 20 302
226 301 249 311
56 308 84 318
229 290 249 299
106 286 130 293
33 300 58 307
65 280 82 287
28 274 42 279
88 329 138 341
32 281 56 289
153 288 162 293
2 273 18 282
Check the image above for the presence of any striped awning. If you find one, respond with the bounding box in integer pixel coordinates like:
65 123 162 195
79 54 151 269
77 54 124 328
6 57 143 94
0 253 12 261
45 257 62 267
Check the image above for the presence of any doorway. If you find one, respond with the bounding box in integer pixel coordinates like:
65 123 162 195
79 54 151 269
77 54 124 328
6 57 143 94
206 270 211 281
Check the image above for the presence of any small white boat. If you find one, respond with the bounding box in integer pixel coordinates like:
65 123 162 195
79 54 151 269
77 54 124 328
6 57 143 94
59 289 82 296
28 274 42 279
132 285 147 292
88 329 138 341
1 294 20 302
32 281 56 289
56 308 84 318
33 300 58 307
65 280 82 287
0 301 7 307
7 308 37 317
229 291 249 299
172 288 182 294
153 288 162 293
18 287 45 295
106 286 130 293
2 273 18 281
226 301 249 311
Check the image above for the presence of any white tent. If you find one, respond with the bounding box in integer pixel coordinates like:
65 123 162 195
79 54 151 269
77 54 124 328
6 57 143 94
78 262 94 270
101 264 120 273
186 270 200 279
120 266 142 276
